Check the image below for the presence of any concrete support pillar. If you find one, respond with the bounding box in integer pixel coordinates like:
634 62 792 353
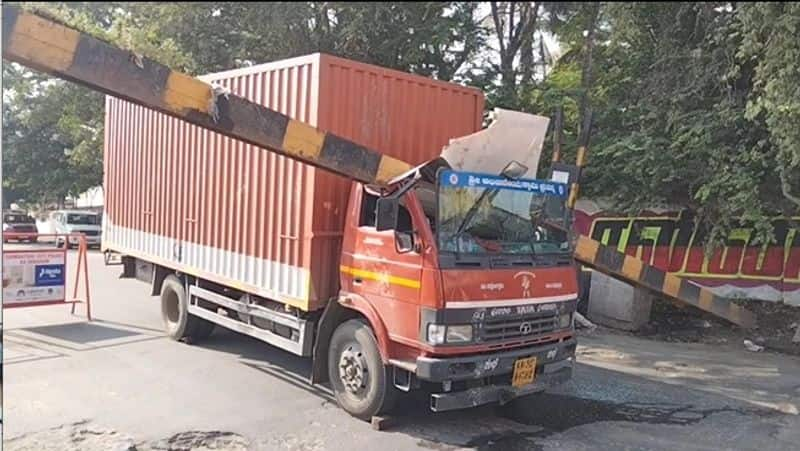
587 270 653 331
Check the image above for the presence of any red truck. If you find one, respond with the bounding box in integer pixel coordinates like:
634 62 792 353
2 9 755 423
100 54 578 420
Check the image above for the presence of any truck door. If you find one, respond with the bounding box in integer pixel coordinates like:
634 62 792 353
340 186 425 340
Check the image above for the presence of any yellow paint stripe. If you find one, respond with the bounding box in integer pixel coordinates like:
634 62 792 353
567 182 579 208
282 119 326 159
663 273 682 298
574 236 600 264
375 155 413 184
163 71 213 114
576 146 587 167
340 265 420 289
7 12 80 72
621 255 644 280
698 289 714 311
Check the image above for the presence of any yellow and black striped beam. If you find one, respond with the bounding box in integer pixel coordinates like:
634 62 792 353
573 235 756 328
1 6 411 185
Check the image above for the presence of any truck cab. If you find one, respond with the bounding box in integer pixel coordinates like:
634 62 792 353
330 163 577 415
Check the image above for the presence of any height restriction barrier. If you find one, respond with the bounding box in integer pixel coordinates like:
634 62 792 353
2 232 92 320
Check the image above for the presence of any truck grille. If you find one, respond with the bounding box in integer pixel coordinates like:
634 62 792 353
78 230 100 236
479 311 558 343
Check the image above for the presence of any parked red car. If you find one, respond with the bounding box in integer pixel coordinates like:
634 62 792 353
3 210 38 243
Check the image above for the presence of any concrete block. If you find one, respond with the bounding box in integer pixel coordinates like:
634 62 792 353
587 270 653 331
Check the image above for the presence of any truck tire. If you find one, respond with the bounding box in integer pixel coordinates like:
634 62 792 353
328 319 397 420
160 275 215 343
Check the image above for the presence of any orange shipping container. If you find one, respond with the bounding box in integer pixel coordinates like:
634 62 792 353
103 53 485 311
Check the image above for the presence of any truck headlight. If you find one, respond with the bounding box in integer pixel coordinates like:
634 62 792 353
559 312 573 329
427 324 446 345
445 325 473 343
427 324 473 344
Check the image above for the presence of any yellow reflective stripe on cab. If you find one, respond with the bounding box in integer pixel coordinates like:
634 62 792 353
340 265 420 289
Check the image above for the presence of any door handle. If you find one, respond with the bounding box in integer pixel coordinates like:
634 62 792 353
353 278 363 285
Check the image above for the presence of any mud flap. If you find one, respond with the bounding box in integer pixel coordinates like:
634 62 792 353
310 299 347 385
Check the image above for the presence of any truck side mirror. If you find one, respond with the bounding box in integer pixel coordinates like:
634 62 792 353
375 196 399 232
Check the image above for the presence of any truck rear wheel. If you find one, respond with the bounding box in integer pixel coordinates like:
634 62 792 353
160 275 215 343
328 319 397 420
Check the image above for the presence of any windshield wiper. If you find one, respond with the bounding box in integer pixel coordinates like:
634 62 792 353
454 187 500 237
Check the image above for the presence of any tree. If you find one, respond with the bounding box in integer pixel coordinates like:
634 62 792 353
488 1 542 107
574 3 790 246
118 2 484 79
738 2 800 211
2 63 105 208
4 1 797 248
3 2 484 208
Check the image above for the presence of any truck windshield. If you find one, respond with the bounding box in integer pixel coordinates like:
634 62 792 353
67 214 100 225
437 170 570 256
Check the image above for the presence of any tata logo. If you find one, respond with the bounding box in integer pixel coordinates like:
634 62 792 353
514 271 536 297
519 321 533 335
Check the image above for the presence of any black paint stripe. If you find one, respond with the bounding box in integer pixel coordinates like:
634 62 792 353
68 34 171 109
595 245 625 273
640 265 666 291
189 95 289 150
319 134 382 183
678 279 701 306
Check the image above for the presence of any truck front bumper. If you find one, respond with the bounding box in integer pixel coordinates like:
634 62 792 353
68 235 101 246
415 337 576 412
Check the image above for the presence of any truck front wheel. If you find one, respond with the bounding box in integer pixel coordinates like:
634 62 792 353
160 275 215 343
328 319 397 420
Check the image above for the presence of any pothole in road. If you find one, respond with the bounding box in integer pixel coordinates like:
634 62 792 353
148 430 249 451
5 422 249 451
455 393 782 451
498 393 778 431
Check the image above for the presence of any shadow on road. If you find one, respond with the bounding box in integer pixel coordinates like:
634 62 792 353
196 328 335 403
22 322 139 344
182 328 788 450
5 321 165 356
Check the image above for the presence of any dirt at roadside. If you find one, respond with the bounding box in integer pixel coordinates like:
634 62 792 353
597 298 800 357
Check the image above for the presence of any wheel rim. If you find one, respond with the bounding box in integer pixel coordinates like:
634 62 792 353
338 344 369 396
164 289 180 324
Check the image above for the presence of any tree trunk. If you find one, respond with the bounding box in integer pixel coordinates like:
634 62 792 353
578 3 600 142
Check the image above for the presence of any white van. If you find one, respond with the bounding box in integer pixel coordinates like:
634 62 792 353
50 210 102 248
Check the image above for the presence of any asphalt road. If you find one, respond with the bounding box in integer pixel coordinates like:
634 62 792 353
3 246 800 450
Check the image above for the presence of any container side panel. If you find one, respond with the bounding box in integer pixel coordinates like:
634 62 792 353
105 54 485 310
104 60 320 308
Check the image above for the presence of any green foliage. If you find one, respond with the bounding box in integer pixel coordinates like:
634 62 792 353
738 2 800 210
3 2 483 209
2 1 798 248
2 63 104 207
524 2 798 248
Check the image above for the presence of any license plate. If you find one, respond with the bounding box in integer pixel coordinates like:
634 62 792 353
512 356 537 387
